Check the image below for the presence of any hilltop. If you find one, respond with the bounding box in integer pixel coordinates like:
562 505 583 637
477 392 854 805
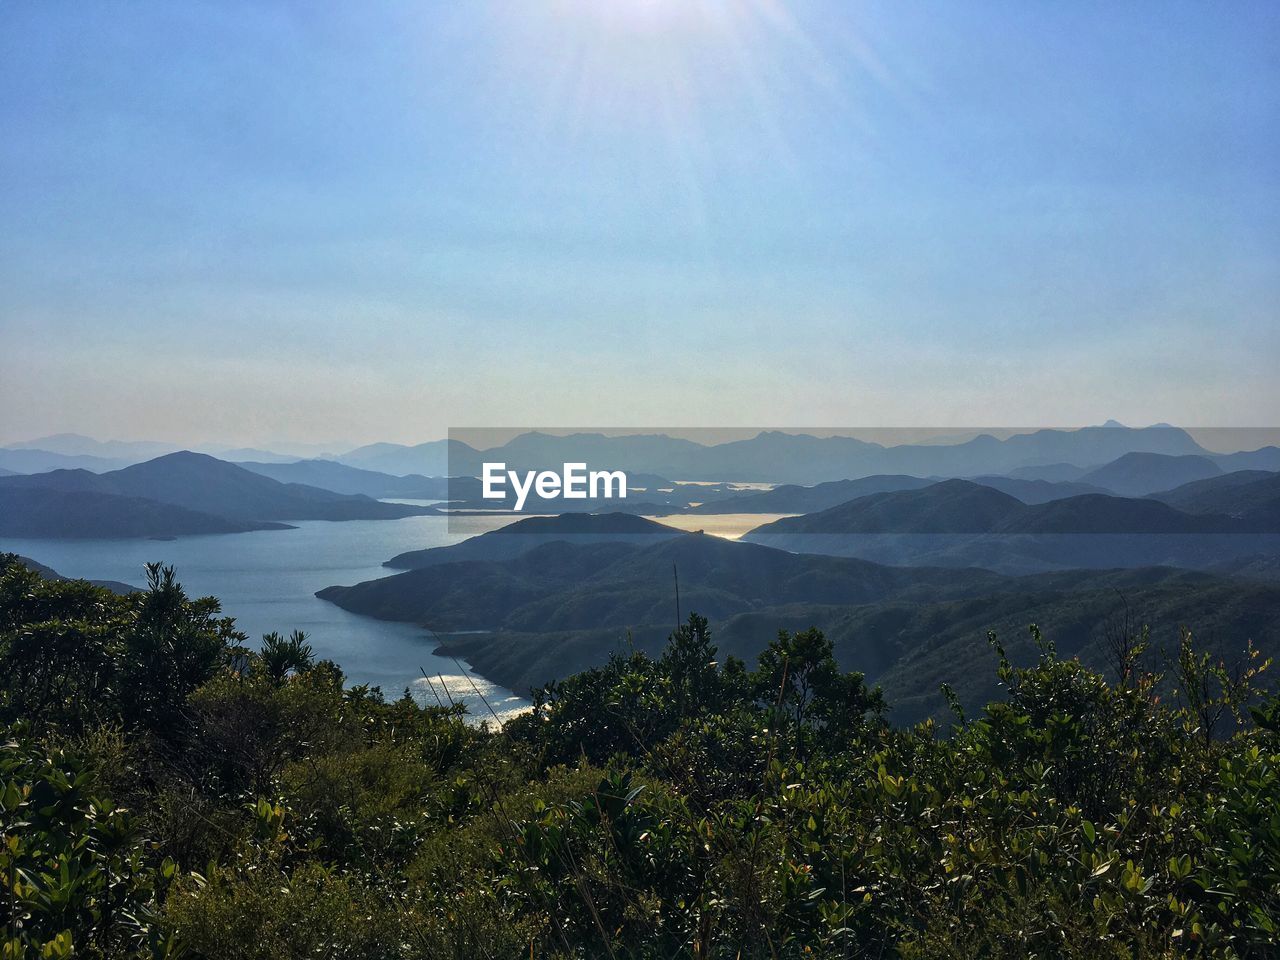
384 511 681 569
0 451 439 537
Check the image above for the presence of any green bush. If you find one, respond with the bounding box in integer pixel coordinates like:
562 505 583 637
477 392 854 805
2 555 1278 958
0 727 177 959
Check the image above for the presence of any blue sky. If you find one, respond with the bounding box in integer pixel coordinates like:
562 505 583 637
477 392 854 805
1 1 1277 444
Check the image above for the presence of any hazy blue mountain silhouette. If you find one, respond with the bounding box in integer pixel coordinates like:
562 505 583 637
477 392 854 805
747 479 1252 537
2 433 179 460
6 423 1244 486
1078 452 1223 497
0 452 439 523
237 459 451 500
749 481 1027 535
685 476 935 515
0 487 290 539
332 425 1211 485
0 449 128 474
1006 462 1092 482
337 439 482 476
1212 446 1280 473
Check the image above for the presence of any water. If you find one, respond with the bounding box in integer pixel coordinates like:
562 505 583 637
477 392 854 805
0 508 532 722
641 512 795 540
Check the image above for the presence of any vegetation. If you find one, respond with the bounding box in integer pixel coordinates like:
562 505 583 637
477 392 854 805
1 552 1278 958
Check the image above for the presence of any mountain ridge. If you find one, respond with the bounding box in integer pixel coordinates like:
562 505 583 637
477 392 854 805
0 451 440 534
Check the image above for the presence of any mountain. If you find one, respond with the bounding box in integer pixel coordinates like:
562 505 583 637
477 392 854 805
964 476 1111 504
12 423 1230 489
321 529 1007 632
4 435 335 467
0 452 441 524
749 480 1029 535
0 467 15 477
1212 446 1280 473
384 512 682 569
481 425 1210 484
337 439 482 477
328 424 1214 486
230 440 348 459
1006 462 1092 482
11 555 138 593
0 487 289 539
1205 553 1280 582
1147 471 1280 517
1004 494 1239 534
316 526 1280 724
493 431 710 476
0 449 128 474
674 425 1208 482
236 459 452 499
434 568 1280 725
852 571 1280 724
746 479 1258 537
205 447 300 463
1078 452 1224 497
3 433 179 460
741 480 1274 574
685 475 935 515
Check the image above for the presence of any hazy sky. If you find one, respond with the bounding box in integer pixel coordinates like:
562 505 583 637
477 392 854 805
2 1 1278 446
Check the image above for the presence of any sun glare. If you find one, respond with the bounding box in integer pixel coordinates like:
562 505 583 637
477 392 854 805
550 0 718 36
515 1 829 135
494 0 884 232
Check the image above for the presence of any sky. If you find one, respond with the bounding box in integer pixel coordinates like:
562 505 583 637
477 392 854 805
1 0 1278 446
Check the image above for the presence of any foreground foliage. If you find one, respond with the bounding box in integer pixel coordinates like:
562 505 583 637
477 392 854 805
0 553 1277 958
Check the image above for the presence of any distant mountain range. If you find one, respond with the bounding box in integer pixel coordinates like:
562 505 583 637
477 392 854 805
235 459 452 500
235 462 729 514
0 449 133 474
0 434 342 474
1077 452 1224 497
326 425 1231 484
3 433 180 460
7 425 1279 488
0 452 438 539
326 425 1280 488
336 439 470 476
748 479 1264 536
739 475 1280 574
686 476 936 514
4 427 1279 548
314 513 1280 723
684 474 1113 515
1006 462 1092 482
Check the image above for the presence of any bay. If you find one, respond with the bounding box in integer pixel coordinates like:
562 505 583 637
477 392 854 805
0 508 532 721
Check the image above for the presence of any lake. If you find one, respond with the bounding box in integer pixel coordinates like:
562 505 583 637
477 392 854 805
0 508 533 721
